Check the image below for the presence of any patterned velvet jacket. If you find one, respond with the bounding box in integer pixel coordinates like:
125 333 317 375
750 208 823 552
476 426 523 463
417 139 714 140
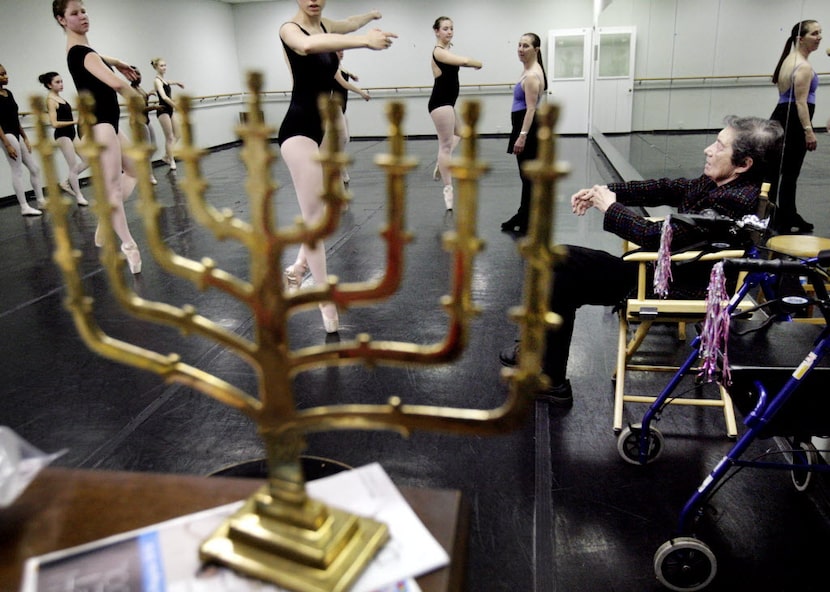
603 175 760 251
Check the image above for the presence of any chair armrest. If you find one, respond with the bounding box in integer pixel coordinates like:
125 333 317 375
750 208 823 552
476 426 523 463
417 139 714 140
623 248 746 299
622 249 746 263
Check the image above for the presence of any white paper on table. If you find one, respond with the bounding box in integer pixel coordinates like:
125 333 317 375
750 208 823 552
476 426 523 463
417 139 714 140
307 462 449 592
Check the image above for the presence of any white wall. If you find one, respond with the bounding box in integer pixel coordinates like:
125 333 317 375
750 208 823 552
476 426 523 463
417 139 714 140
2 0 829 199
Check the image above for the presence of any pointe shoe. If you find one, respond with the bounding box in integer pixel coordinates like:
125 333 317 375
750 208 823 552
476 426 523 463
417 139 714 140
94 225 103 247
320 305 339 334
283 263 308 292
342 170 350 185
76 194 89 206
59 179 76 197
121 243 142 274
20 205 43 217
433 163 440 182
443 185 453 210
150 176 158 185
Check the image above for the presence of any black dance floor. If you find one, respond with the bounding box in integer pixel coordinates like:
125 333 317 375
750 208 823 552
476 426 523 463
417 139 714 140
1 131 829 591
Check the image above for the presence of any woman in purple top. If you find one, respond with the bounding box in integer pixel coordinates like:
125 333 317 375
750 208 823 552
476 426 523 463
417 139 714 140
770 19 822 234
502 32 547 235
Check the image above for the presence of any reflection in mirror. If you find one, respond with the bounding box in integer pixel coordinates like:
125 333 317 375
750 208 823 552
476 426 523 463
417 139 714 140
591 0 821 191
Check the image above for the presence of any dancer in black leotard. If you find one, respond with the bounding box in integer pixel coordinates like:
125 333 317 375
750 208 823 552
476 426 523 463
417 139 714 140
328 50 370 185
428 16 482 211
0 64 46 216
54 0 143 274
131 68 160 184
151 57 184 171
278 0 395 334
39 71 89 205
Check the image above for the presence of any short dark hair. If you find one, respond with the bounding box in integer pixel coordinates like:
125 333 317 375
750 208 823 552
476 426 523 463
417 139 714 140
724 115 783 183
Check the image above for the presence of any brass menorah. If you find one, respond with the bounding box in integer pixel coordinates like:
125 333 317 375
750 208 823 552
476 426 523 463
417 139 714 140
30 73 566 592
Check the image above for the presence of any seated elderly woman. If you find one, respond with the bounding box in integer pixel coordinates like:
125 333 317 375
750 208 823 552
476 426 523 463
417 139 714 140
500 115 784 407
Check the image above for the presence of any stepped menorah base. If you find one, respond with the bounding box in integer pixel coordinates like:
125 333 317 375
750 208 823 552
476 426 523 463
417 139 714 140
200 484 388 591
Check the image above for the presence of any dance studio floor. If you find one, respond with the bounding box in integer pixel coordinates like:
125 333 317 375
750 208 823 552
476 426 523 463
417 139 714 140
1 130 829 591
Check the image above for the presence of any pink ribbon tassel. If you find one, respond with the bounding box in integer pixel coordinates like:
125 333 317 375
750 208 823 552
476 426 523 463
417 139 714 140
699 261 731 384
653 216 673 298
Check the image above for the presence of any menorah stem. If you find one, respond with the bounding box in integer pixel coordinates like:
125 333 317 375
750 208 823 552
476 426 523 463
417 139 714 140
261 429 309 505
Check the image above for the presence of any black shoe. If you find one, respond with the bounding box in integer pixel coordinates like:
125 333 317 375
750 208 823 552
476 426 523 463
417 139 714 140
537 379 573 407
501 215 528 234
792 213 814 233
499 342 519 367
776 214 814 234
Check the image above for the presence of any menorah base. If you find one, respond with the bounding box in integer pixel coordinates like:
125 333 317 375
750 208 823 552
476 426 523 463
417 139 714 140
200 485 389 592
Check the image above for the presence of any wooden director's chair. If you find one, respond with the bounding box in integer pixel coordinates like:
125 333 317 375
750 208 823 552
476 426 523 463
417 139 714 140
612 183 771 436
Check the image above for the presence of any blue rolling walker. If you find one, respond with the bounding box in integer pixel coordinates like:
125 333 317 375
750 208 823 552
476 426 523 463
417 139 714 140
619 252 830 591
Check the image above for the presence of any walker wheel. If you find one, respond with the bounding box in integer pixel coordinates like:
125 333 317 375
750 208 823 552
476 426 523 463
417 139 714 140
654 537 717 591
617 423 664 465
791 441 819 492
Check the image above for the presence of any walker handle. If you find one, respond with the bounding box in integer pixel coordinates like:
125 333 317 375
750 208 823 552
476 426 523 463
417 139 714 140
723 258 809 274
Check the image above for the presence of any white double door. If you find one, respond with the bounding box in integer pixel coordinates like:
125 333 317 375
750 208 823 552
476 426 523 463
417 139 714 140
547 26 636 135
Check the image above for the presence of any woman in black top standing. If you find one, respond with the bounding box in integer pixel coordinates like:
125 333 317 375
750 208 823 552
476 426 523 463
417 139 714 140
131 68 160 185
151 57 184 171
278 0 395 334
39 71 88 205
428 16 482 211
53 0 143 274
0 64 47 216
329 50 370 186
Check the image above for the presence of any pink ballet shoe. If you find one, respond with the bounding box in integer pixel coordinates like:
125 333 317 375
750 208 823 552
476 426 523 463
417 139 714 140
75 194 89 206
283 262 308 292
20 205 43 217
59 179 76 197
120 243 142 274
94 224 103 248
320 305 339 334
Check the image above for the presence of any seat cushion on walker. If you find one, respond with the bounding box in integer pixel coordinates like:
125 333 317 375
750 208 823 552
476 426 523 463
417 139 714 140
726 320 830 438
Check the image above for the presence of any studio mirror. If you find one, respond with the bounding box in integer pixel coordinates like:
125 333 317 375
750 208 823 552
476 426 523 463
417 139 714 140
584 0 824 191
